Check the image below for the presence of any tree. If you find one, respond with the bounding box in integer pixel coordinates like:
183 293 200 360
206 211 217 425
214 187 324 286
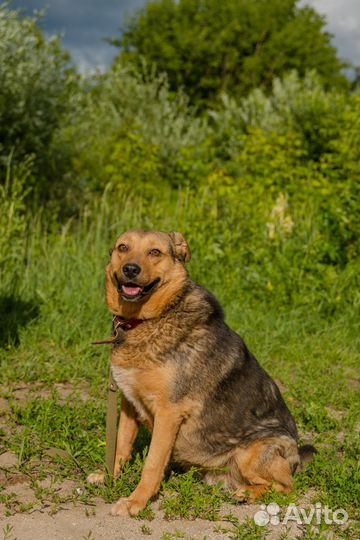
112 0 349 108
0 5 77 192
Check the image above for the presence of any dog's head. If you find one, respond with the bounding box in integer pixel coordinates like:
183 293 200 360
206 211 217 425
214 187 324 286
106 230 191 319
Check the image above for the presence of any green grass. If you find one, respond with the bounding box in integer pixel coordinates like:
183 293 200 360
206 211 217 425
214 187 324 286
0 190 359 539
216 515 269 540
161 468 231 520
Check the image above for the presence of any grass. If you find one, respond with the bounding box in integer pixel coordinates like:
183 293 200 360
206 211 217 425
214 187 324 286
0 190 359 539
216 515 269 539
161 468 231 520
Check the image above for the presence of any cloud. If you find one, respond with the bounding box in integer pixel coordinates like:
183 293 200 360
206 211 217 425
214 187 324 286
300 0 360 64
12 0 146 71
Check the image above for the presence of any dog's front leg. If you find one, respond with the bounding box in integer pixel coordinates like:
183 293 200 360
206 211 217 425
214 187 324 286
111 408 182 517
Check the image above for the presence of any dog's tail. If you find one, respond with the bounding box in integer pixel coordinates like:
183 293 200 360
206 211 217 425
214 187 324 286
297 444 318 472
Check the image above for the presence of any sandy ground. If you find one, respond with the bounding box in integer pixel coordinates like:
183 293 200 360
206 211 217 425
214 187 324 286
0 458 304 540
0 496 303 540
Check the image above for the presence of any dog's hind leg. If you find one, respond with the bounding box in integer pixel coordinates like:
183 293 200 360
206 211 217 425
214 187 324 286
233 437 297 501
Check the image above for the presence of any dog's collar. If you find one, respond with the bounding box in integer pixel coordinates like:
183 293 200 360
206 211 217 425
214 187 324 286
92 315 144 345
113 315 144 331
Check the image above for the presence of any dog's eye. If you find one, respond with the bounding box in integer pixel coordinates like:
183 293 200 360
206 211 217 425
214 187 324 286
149 248 161 257
117 243 128 253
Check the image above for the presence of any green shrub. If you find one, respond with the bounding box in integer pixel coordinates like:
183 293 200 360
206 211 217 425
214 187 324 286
207 72 359 268
58 64 208 198
210 71 358 160
0 4 77 196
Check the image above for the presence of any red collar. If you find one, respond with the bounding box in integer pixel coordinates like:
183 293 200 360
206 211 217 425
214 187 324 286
113 315 144 332
92 315 144 345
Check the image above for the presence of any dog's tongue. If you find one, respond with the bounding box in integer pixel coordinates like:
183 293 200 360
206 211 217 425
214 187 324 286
122 285 142 296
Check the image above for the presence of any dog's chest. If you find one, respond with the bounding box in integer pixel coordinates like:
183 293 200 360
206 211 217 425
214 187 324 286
111 365 152 424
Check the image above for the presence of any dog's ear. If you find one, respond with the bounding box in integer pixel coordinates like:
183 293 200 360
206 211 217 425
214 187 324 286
169 232 191 263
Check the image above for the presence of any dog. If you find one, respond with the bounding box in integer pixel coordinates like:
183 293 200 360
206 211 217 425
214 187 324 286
87 230 314 516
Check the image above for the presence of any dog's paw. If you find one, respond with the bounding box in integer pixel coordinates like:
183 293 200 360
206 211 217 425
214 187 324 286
87 471 105 485
233 485 267 502
111 497 145 517
233 489 250 502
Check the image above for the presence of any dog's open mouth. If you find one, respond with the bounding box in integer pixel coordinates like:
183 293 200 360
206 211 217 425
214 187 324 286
118 278 161 301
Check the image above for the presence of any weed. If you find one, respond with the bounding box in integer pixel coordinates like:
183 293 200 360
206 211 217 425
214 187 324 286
2 524 14 540
136 505 155 521
140 524 153 535
82 532 95 540
220 515 268 540
161 468 228 520
161 531 200 540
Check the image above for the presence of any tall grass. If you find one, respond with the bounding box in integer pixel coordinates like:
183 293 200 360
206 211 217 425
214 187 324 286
0 172 358 379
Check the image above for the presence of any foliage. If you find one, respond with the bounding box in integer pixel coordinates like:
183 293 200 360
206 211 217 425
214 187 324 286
58 70 359 268
57 63 209 200
0 4 77 195
112 0 349 108
207 71 360 269
1 71 356 315
211 70 358 161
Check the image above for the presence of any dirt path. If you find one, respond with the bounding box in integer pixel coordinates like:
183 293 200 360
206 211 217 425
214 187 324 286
0 450 303 540
1 498 304 540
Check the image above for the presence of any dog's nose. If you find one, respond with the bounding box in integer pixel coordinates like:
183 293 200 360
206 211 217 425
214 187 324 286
123 263 141 279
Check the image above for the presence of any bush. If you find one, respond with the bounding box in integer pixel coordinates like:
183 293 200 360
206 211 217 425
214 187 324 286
210 70 357 161
58 64 210 198
0 4 77 197
207 72 359 267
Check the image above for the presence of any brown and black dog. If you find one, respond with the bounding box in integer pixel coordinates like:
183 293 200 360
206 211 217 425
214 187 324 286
88 230 314 516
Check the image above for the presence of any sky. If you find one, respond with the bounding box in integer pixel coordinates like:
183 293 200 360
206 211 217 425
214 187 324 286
12 0 360 73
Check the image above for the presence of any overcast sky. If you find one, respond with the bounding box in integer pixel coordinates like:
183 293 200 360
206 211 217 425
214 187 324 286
12 0 360 73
